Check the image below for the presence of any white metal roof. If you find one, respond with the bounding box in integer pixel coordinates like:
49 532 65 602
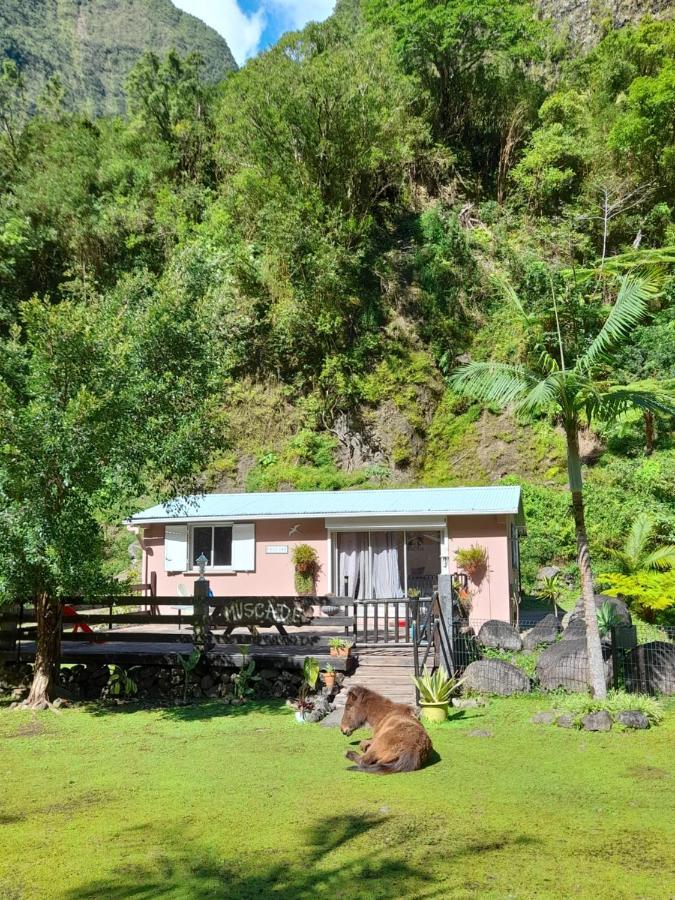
129 485 524 526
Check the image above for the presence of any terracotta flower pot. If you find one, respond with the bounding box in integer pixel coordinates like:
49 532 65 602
322 673 336 690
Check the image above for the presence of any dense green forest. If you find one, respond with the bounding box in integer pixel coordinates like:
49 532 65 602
0 0 673 603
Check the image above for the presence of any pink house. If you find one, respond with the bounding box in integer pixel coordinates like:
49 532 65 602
128 486 525 625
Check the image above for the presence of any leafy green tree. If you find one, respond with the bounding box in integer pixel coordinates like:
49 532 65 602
363 0 546 186
0 59 26 172
0 290 220 708
126 50 215 182
450 273 674 697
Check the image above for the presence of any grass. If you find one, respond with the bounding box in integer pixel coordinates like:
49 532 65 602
1 696 674 899
556 690 664 726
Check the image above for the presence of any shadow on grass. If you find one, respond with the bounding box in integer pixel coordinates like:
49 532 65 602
83 698 290 720
63 815 539 899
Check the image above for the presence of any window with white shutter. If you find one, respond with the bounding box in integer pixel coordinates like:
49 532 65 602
232 523 255 571
164 525 188 572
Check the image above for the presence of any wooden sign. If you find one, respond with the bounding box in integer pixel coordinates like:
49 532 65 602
218 599 313 627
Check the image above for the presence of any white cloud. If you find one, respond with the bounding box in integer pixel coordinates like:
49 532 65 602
172 1 266 65
268 0 335 31
172 1 336 64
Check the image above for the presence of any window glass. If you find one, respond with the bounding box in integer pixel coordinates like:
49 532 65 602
193 527 212 566
213 527 232 566
406 531 441 596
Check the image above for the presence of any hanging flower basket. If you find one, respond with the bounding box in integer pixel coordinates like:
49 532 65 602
454 544 488 580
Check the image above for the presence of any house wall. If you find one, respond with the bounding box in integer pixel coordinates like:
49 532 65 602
446 514 512 626
141 513 515 621
141 519 331 597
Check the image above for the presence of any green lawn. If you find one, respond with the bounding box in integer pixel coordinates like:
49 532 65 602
1 696 674 899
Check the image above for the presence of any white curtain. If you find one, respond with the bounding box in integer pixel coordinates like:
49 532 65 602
371 532 404 599
337 533 369 599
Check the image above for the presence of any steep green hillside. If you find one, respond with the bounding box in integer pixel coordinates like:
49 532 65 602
0 0 236 114
0 1 673 614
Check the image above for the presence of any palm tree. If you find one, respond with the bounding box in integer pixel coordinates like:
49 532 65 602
606 513 675 574
450 274 674 698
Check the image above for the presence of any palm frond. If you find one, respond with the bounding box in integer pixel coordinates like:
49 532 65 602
596 386 675 422
515 372 561 416
578 275 659 372
449 362 535 409
605 548 634 575
642 545 675 571
489 273 531 322
624 512 653 563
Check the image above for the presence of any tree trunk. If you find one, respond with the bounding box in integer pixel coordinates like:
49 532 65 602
566 427 607 698
644 410 654 456
24 594 62 709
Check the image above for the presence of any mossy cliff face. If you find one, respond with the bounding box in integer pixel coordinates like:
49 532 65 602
0 0 237 114
537 0 673 48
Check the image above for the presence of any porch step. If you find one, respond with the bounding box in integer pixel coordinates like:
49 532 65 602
335 646 417 706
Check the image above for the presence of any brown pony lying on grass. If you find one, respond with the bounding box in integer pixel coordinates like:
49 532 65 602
340 686 433 774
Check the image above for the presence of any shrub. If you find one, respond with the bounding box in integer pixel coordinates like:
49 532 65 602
556 690 663 726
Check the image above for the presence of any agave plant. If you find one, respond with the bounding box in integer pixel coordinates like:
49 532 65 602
411 666 464 704
596 601 624 638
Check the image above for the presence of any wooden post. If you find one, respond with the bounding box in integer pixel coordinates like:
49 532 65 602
193 579 212 653
437 574 455 675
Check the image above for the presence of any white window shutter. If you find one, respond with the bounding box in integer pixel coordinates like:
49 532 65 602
232 524 255 571
164 525 188 572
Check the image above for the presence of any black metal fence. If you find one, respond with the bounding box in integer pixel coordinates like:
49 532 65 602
449 617 675 697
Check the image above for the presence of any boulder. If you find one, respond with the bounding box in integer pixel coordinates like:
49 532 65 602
537 565 561 582
582 710 612 732
561 618 587 642
536 638 613 692
462 659 530 696
624 642 675 696
531 711 556 725
555 714 574 728
476 620 522 652
451 697 484 709
615 710 650 730
562 594 631 629
522 614 561 651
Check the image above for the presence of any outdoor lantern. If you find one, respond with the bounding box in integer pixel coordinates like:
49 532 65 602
196 552 208 579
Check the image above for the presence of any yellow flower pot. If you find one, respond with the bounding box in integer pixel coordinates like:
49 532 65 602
420 702 448 723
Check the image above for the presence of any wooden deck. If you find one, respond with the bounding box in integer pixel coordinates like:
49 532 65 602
0 594 433 674
6 636 357 672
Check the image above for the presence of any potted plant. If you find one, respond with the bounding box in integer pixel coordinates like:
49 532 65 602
292 544 319 595
455 544 488 579
322 663 336 691
329 637 353 658
410 666 465 723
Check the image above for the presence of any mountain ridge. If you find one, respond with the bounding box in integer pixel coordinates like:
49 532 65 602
0 0 237 115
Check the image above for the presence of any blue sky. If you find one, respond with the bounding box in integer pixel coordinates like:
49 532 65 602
172 1 336 65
